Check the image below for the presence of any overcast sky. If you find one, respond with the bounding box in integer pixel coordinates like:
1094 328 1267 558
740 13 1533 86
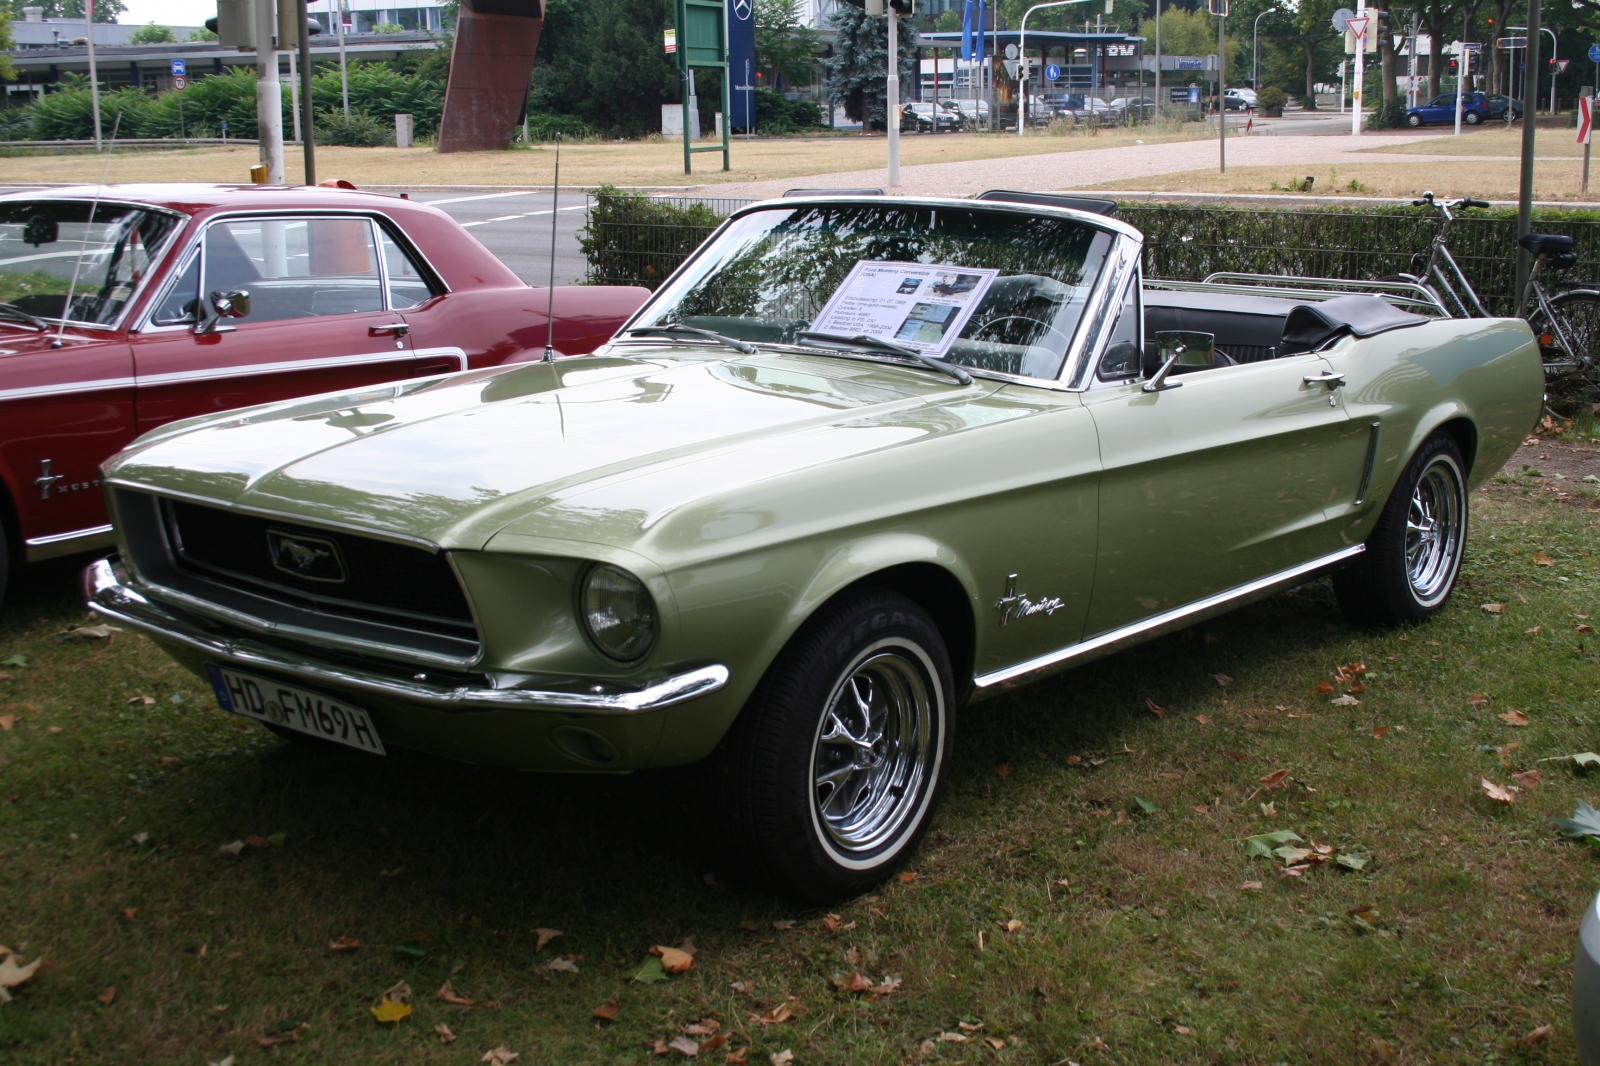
118 0 215 27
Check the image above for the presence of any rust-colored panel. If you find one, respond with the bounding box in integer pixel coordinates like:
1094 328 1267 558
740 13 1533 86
436 2 544 154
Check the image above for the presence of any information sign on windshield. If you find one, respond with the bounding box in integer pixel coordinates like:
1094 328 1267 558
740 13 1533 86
810 260 999 359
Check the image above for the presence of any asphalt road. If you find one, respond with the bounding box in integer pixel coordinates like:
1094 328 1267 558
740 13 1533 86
398 188 592 287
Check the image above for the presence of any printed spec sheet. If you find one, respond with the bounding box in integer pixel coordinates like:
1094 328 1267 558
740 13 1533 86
809 261 999 358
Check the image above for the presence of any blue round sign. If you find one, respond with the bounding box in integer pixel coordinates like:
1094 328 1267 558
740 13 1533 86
1589 43 1600 63
1044 63 1062 81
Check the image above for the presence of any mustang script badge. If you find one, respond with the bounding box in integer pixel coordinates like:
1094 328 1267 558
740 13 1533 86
267 530 346 583
995 573 1065 627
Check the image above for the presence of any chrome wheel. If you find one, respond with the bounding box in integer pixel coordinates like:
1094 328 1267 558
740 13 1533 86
1405 455 1465 606
810 642 938 862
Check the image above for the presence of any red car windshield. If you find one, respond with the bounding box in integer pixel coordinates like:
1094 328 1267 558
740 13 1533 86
0 199 182 326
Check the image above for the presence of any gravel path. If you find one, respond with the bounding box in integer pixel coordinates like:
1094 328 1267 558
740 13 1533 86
705 130 1467 200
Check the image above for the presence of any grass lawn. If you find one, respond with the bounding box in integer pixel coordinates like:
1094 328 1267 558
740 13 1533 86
1090 159 1591 201
1 442 1598 1065
0 128 1206 191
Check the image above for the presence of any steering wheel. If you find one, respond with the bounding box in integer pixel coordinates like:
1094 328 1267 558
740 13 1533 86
967 314 1056 344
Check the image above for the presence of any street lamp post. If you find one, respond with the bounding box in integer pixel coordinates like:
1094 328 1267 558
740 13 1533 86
1019 0 1096 135
1541 25 1557 112
1252 8 1267 91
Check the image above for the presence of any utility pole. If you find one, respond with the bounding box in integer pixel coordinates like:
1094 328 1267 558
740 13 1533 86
1216 0 1226 173
1515 0 1540 300
256 0 285 183
297 0 316 183
85 0 102 152
1351 0 1367 135
336 0 350 117
887 3 899 185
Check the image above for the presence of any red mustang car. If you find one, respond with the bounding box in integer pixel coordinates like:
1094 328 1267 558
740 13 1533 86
0 183 648 606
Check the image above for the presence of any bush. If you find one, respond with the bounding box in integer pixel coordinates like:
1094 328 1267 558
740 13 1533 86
754 87 822 135
1256 87 1288 112
310 62 444 138
1298 92 1318 111
1365 97 1408 130
579 186 723 289
314 108 393 147
522 112 598 142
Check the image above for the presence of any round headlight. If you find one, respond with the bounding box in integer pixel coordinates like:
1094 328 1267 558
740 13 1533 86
580 564 657 661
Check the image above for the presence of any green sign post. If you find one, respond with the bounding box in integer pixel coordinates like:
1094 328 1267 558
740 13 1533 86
675 0 731 173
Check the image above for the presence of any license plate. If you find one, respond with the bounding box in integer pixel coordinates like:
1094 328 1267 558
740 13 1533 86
205 664 386 755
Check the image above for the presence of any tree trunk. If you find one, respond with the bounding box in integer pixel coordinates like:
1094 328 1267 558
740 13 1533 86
1379 10 1399 104
1304 38 1319 106
1424 3 1445 101
1490 0 1511 95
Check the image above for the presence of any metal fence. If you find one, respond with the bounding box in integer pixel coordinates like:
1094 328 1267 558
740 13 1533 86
584 191 1600 316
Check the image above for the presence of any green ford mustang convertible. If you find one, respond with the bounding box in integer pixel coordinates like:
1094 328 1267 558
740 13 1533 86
85 193 1544 902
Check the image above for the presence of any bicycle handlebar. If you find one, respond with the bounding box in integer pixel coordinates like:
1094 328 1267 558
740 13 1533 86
1459 197 1491 209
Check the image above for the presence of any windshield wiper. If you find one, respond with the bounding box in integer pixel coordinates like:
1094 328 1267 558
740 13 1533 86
624 323 756 354
0 301 49 330
796 330 973 386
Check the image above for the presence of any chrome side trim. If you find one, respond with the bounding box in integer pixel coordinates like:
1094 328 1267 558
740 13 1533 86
1354 421 1381 506
134 349 417 387
972 545 1366 693
0 376 137 403
83 557 728 715
413 346 468 372
25 523 115 562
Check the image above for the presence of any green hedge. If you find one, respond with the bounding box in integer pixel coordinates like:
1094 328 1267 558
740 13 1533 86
583 190 1600 315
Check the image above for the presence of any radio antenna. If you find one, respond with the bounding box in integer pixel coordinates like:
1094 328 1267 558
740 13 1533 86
542 132 561 363
53 108 122 350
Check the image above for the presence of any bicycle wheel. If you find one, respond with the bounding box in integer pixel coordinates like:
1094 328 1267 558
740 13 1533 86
1533 288 1600 400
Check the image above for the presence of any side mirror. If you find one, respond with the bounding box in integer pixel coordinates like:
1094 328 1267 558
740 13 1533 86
1143 330 1215 393
195 289 250 334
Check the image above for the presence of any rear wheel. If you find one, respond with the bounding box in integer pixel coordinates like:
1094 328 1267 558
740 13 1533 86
1535 289 1600 399
708 589 953 904
1465 110 1482 125
1335 432 1468 626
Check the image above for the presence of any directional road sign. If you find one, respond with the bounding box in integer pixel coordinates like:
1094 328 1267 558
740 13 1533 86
1579 95 1593 144
1590 43 1600 62
1045 63 1061 80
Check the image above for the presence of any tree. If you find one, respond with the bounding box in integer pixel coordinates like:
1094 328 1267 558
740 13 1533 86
823 2 916 130
129 21 176 43
528 0 677 139
755 0 820 89
186 25 217 40
18 0 127 21
1289 0 1339 107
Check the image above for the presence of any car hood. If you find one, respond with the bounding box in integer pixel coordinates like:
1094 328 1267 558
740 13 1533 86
107 349 1009 553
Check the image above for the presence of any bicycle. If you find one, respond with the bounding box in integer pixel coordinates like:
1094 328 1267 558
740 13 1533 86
1386 191 1600 399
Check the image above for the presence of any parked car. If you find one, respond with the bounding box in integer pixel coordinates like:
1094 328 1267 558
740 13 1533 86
900 102 966 132
86 191 1544 903
1224 87 1257 109
1406 91 1491 126
1108 96 1159 123
942 97 990 126
1485 94 1524 120
0 184 648 606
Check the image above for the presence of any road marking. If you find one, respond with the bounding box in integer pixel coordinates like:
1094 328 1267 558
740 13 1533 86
421 190 545 206
461 205 587 228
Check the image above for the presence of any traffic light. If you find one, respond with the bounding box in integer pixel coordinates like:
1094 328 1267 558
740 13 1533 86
210 0 253 48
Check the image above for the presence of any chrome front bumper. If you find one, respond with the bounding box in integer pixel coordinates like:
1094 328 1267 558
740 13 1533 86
83 556 729 716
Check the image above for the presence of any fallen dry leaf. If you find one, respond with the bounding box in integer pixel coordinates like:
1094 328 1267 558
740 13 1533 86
534 928 563 951
1145 698 1166 718
1260 801 1276 816
668 1036 701 1057
128 695 155 707
435 1024 457 1043
1480 778 1518 804
97 985 116 1005
987 1036 1006 1050
937 1032 969 1042
1240 881 1264 890
737 921 760 932
957 1021 984 1032
1498 743 1520 766
593 1000 621 1021
1526 626 1542 635
821 914 843 931
1258 768 1291 791
122 908 138 920
772 919 797 929
436 981 473 1005
67 624 122 640
1279 864 1310 878
1226 750 1246 762
1194 715 1212 725
1314 681 1336 694
1580 624 1595 634
649 1040 671 1055
217 840 245 856
998 919 1023 933
1212 673 1233 687
1534 552 1555 566
370 997 411 1024
748 1001 795 1025
651 946 694 974
843 973 874 993
0 716 12 731
897 872 918 884
1344 680 1367 695
1330 694 1361 707
1499 710 1530 727
383 981 412 1003
45 725 60 733
769 1051 793 1066
244 836 270 849
1174 1025 1193 1036
547 957 579 973
1482 603 1507 614
730 980 754 995
1468 693 1491 708
699 1033 729 1055
480 1048 519 1065
1513 769 1542 790
725 1048 748 1064
328 936 360 952
1371 1036 1397 1059
1065 755 1081 765
995 763 1011 778
685 1019 720 1036
1372 727 1389 739
1521 1025 1553 1045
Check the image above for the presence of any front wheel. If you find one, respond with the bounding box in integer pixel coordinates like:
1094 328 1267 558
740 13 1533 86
1334 432 1468 626
1407 113 1423 127
707 589 953 904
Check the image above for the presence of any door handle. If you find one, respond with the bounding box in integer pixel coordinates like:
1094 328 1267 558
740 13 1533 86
1303 371 1346 389
369 323 410 337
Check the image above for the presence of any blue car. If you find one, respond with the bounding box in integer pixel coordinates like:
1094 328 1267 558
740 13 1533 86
1406 92 1490 127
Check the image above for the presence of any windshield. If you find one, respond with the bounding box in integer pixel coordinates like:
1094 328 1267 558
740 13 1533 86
627 203 1114 380
0 199 182 326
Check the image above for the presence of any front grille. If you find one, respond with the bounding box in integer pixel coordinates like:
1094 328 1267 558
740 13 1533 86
162 499 477 644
